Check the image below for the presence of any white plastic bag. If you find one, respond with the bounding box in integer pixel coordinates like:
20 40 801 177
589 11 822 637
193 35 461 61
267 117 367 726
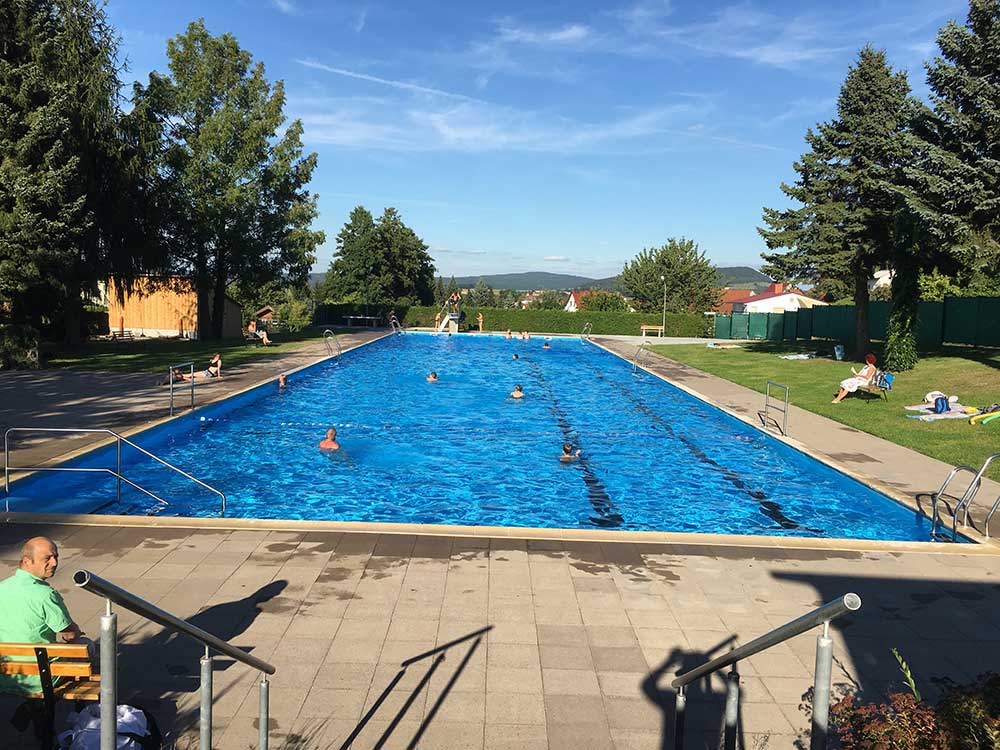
58 704 149 750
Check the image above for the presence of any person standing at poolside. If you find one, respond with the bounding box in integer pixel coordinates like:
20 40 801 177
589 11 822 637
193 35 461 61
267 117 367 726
477 312 484 332
319 428 340 451
510 384 524 399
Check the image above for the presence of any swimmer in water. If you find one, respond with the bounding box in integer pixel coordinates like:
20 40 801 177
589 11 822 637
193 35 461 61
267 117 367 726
505 329 512 340
560 443 581 462
510 384 524 399
278 373 287 389
512 354 519 360
427 371 438 382
542 342 550 350
319 428 340 451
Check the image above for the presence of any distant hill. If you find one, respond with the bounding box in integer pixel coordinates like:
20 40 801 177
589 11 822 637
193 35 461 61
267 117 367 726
310 266 770 292
716 266 771 290
452 272 596 290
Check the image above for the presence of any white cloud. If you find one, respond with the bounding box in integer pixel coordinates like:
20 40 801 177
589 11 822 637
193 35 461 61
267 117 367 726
271 0 295 15
544 256 569 262
497 22 591 46
354 8 367 33
433 247 488 256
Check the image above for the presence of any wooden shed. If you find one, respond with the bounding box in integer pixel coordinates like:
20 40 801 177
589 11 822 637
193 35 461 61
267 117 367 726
107 276 243 339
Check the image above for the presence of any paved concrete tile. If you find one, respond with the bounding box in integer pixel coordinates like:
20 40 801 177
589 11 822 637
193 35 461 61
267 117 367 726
485 691 547 725
610 728 664 750
597 671 647 698
414 721 485 750
539 644 594 670
488 621 537 644
313 661 376 691
425 689 486 723
326 639 383 664
592 646 652 673
488 643 541 670
604 697 662 730
345 718 423 750
542 668 602 696
486 667 543 694
588 625 641 647
484 723 548 750
536 624 588 646
298 687 368 719
546 722 615 750
543 694 608 726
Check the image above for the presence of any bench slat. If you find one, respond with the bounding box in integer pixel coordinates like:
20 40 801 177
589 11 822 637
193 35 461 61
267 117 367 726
27 675 101 702
1 661 93 677
0 643 90 658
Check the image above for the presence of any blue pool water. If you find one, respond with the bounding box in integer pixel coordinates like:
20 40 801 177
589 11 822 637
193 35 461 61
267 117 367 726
10 334 941 540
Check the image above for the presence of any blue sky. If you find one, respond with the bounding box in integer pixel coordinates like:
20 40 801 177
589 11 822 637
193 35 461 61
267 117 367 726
105 0 968 279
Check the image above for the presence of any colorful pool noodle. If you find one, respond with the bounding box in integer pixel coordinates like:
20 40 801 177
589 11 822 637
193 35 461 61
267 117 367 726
969 411 1000 424
982 412 1000 425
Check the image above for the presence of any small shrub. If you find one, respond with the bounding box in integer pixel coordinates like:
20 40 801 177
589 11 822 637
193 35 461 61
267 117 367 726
832 673 1000 750
0 323 40 369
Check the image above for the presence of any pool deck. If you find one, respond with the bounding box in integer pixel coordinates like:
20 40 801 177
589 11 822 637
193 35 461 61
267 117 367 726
593 337 1000 541
1 522 997 750
0 330 384 472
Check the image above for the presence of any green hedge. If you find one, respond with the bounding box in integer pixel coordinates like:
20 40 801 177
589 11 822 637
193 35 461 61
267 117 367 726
400 306 708 337
0 323 40 369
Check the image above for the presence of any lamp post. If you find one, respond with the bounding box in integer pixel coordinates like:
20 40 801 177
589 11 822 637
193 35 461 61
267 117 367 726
660 274 667 333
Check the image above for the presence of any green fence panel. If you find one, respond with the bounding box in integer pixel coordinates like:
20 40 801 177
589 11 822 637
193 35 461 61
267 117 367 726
976 298 1000 347
869 302 890 341
748 313 768 340
943 297 977 345
796 308 813 340
917 301 943 349
782 311 798 340
812 307 833 340
731 313 749 339
766 313 784 341
714 315 732 339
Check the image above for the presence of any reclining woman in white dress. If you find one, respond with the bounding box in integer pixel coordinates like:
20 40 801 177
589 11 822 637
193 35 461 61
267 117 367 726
832 353 877 403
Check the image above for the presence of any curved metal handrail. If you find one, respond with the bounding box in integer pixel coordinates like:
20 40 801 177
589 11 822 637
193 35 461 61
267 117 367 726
930 464 980 539
580 321 593 341
4 427 227 516
388 313 403 334
631 341 648 372
323 329 343 360
950 453 1000 540
167 360 195 416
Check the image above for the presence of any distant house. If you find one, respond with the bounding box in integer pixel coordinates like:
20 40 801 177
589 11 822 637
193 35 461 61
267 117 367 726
254 306 275 321
869 269 894 290
714 288 752 314
729 282 827 313
519 290 545 309
564 291 588 312
106 276 244 339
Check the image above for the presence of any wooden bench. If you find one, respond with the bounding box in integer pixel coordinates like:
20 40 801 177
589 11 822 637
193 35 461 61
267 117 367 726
245 330 263 346
1 642 99 748
858 371 894 403
110 330 135 351
640 324 665 338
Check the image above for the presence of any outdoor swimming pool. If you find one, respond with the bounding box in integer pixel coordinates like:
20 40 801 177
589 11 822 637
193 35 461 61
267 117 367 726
9 334 943 541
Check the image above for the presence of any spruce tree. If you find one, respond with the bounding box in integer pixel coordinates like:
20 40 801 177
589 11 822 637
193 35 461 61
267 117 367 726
760 47 915 360
433 276 446 305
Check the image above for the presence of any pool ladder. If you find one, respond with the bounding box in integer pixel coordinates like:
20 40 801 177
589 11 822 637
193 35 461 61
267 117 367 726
930 452 1000 540
323 329 343 360
388 314 403 334
3 427 227 516
631 341 649 372
580 322 593 342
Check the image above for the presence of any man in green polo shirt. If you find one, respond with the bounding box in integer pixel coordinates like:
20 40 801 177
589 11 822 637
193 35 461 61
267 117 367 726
0 536 84 696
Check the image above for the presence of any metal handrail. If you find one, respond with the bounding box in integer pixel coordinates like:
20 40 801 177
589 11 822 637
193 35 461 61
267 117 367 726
631 341 648 372
323 329 342 360
670 593 861 750
388 313 402 334
759 381 790 435
75 570 275 750
168 361 195 416
581 321 593 341
4 427 227 516
949 452 1000 540
930 465 980 539
985 493 1000 538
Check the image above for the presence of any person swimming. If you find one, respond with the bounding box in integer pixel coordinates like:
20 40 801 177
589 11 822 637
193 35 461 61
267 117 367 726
278 373 287 389
505 329 512 340
560 443 581 462
542 342 550 350
510 384 524 399
319 428 340 451
427 371 438 382
512 354 519 360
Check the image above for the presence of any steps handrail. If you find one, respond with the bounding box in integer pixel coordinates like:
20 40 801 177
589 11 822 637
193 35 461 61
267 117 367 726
75 569 275 750
950 452 1000 540
167 361 195 416
930 464 980 538
4 427 227 516
671 593 861 689
631 341 648 371
580 321 593 341
323 329 343 359
75 570 275 674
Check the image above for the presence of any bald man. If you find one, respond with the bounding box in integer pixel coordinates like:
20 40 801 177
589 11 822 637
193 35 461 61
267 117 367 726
0 537 84 695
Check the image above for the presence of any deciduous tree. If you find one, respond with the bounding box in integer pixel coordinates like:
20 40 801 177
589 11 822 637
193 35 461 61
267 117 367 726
619 238 720 313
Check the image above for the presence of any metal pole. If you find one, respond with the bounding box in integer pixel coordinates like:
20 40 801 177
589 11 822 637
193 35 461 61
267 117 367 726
810 622 834 750
100 599 117 750
673 686 686 750
661 276 667 332
724 669 740 750
116 437 122 504
200 647 213 750
189 363 195 411
4 429 9 510
169 370 174 416
259 673 269 750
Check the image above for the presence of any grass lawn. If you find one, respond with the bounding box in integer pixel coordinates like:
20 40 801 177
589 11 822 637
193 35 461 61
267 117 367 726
42 328 343 373
649 341 1000 480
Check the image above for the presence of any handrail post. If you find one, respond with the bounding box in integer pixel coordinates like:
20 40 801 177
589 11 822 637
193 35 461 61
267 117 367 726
259 673 269 750
116 437 122 505
189 362 195 412
4 429 10 511
200 646 213 750
810 621 834 750
673 686 686 750
169 369 175 416
724 668 740 750
100 598 117 750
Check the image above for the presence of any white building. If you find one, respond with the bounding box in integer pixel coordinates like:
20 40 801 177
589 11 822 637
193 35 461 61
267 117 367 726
730 283 827 313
